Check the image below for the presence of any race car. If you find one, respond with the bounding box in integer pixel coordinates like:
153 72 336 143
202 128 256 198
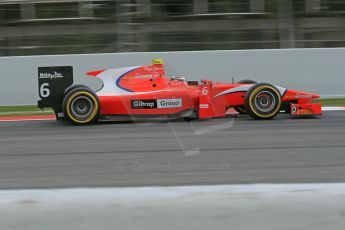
37 59 322 125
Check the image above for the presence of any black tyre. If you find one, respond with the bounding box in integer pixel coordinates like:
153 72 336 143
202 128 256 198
233 79 257 114
244 83 282 120
237 79 257 84
62 86 100 125
64 84 91 95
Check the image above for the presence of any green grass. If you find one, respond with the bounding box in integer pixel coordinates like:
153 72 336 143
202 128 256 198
0 98 344 117
0 105 54 117
313 98 345 107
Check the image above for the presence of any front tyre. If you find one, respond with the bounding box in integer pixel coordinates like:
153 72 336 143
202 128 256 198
245 83 282 120
233 79 258 114
62 87 100 125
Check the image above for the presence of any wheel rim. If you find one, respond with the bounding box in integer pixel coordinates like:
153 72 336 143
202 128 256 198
254 91 276 113
71 96 94 119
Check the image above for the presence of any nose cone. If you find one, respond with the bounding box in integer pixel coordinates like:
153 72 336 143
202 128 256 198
283 89 320 100
311 93 320 99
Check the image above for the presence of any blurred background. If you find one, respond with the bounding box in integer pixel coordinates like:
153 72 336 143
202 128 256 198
0 0 345 56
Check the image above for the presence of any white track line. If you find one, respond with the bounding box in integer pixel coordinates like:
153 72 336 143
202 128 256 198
322 106 345 111
1 183 345 200
1 184 345 230
0 118 56 122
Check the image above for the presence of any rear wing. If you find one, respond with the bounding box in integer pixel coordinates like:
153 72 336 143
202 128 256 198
37 66 74 115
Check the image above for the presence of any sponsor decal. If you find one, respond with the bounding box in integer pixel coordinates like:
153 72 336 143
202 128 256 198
157 98 182 108
131 100 157 109
39 72 64 80
131 98 182 109
124 74 153 80
298 110 313 115
285 95 313 99
295 94 313 99
199 104 209 109
144 66 164 72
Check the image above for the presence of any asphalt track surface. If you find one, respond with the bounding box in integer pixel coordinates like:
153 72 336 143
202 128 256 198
0 111 344 190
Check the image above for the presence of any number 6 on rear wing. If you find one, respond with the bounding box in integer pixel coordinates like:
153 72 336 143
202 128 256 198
37 66 74 119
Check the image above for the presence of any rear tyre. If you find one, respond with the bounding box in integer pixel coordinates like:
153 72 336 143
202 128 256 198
245 83 282 120
62 87 100 125
233 79 257 114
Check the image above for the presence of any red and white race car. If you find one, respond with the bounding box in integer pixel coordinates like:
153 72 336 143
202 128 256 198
38 59 322 125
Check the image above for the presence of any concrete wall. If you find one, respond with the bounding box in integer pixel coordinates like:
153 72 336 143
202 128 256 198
0 48 344 106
